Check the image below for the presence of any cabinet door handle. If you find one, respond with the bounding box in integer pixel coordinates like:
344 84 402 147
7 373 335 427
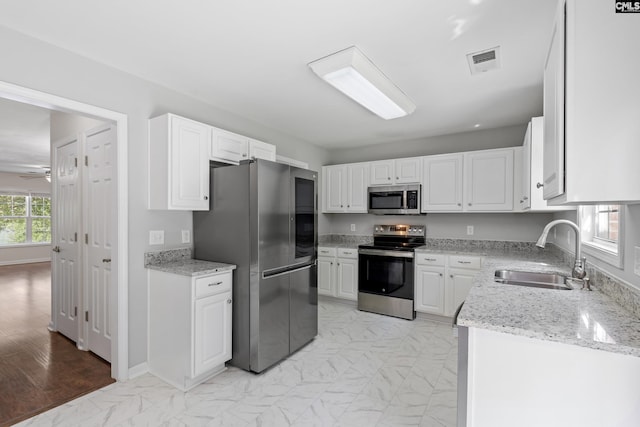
204 195 208 200
52 246 61 253
424 258 436 261
102 258 111 263
208 281 223 287
457 261 472 264
523 196 528 200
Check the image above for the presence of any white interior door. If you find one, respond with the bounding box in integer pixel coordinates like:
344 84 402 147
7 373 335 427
52 137 80 342
84 124 114 362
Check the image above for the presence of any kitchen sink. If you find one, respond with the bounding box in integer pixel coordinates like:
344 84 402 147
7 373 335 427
494 270 572 290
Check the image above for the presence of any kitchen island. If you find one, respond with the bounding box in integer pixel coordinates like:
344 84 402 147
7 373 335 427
454 248 640 427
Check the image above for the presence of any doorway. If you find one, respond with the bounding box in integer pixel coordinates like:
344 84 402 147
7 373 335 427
0 80 128 381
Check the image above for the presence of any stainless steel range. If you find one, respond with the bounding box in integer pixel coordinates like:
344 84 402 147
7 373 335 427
357 224 425 320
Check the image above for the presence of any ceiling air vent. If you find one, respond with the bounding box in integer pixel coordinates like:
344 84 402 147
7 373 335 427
466 46 501 75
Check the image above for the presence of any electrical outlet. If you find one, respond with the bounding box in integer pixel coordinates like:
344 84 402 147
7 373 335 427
149 230 164 245
635 246 640 276
350 224 356 232
467 225 474 236
182 230 191 244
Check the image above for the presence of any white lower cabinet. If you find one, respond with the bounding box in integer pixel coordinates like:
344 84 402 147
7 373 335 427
148 269 233 391
317 246 358 301
415 253 482 317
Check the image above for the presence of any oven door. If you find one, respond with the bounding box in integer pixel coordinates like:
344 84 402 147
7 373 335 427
358 249 414 300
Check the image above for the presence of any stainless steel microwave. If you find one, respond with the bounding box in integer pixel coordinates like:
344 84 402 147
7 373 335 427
367 184 421 215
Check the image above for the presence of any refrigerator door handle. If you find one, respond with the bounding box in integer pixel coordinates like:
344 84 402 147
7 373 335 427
262 261 316 279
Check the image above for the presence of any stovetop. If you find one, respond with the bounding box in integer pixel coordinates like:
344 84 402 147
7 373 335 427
359 224 426 252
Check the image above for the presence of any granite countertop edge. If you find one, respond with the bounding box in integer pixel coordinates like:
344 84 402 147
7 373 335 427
146 259 237 277
457 254 640 358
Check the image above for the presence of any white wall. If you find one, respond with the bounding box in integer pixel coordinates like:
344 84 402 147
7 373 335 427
50 111 106 142
551 206 640 290
328 124 527 164
0 171 52 265
0 26 330 368
326 212 554 242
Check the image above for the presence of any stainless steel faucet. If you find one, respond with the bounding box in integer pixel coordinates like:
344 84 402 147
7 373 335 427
536 219 587 281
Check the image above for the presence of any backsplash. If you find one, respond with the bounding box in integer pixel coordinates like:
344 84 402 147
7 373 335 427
319 234 373 245
551 244 640 320
144 248 192 267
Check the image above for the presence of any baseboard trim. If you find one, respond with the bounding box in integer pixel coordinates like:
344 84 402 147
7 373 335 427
128 362 149 380
0 258 51 266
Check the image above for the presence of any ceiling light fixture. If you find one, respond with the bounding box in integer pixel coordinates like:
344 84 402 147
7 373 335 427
308 46 416 120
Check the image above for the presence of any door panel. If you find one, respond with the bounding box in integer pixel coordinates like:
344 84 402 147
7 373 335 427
257 160 290 271
290 265 317 353
290 166 317 265
84 125 114 361
53 137 80 342
253 273 290 372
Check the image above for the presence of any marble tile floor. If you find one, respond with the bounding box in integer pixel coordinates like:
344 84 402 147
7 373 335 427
17 299 458 426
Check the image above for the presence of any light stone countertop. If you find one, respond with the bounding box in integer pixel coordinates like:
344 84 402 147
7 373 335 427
144 248 236 277
146 259 236 277
456 251 640 358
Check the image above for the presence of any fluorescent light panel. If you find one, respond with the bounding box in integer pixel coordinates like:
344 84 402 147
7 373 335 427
309 46 415 120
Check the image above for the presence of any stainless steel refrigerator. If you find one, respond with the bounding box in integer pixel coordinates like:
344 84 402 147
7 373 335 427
193 159 318 373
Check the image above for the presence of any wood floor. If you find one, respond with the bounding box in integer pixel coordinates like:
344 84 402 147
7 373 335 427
0 262 114 427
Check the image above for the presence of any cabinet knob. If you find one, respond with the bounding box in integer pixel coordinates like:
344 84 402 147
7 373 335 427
396 177 399 180
387 177 391 180
340 205 343 208
520 199 524 203
204 196 208 200
536 182 544 189
457 203 461 207
439 273 443 277
227 299 232 304
468 203 472 206
242 153 247 157
347 205 350 208
450 274 454 278
52 246 61 253
523 196 528 200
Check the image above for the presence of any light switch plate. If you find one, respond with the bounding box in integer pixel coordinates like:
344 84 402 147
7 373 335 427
350 224 356 232
149 230 164 245
467 225 474 235
634 246 640 276
182 230 191 244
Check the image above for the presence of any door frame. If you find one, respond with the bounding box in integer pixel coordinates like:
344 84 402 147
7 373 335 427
0 80 129 381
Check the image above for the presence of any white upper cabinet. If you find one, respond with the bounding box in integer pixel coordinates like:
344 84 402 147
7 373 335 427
394 157 422 184
520 117 573 212
210 128 248 164
464 148 514 211
370 158 421 185
370 160 394 185
210 129 276 164
148 113 210 211
322 163 369 213
422 154 463 211
248 138 276 161
544 0 640 204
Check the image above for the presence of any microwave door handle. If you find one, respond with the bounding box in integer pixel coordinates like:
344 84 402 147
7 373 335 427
402 191 407 209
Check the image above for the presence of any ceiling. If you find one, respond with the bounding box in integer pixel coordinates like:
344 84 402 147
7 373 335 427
0 98 50 174
0 0 557 151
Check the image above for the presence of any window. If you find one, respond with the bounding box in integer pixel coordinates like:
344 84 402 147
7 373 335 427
579 204 624 268
0 193 51 245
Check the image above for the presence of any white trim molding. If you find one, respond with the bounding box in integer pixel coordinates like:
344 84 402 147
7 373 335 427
579 205 625 269
0 80 129 381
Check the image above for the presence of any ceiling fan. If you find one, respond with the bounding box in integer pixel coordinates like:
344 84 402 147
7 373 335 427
18 166 51 182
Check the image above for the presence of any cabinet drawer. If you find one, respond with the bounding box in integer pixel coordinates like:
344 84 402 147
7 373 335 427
449 255 482 270
416 253 446 266
318 247 337 257
195 273 232 299
337 248 358 259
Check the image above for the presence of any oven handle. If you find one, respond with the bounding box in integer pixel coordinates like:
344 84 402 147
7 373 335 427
358 248 414 258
